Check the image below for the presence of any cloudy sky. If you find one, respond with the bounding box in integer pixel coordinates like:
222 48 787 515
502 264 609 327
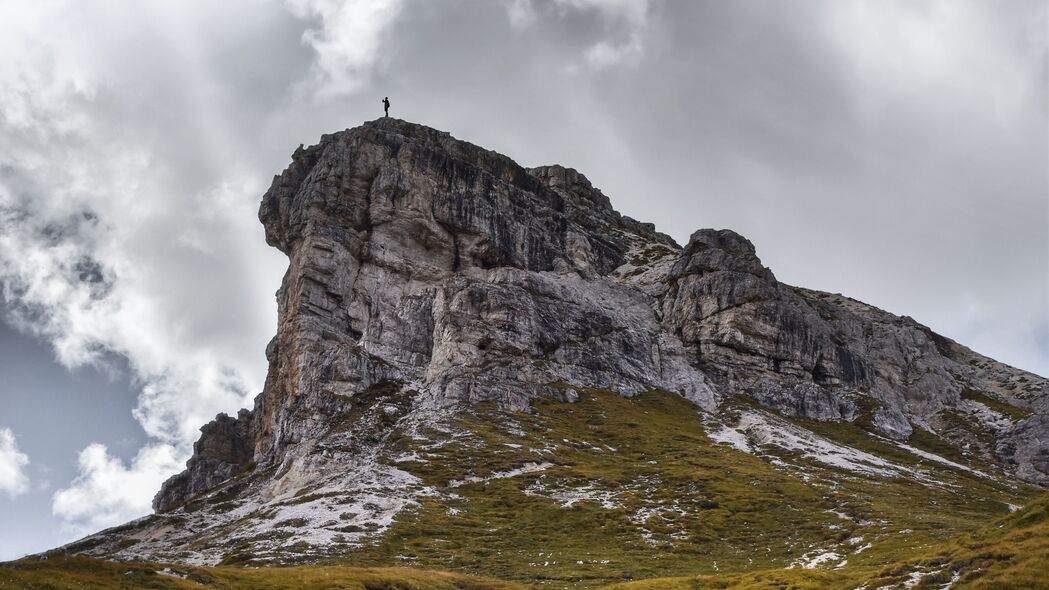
0 0 1046 560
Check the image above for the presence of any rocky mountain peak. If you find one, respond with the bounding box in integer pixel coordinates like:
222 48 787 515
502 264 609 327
135 119 1046 540
674 228 775 280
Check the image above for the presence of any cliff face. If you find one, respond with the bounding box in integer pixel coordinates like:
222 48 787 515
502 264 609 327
249 119 715 464
152 117 1047 519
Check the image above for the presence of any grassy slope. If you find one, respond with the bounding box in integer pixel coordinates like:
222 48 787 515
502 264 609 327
0 557 524 589
604 491 1049 589
341 389 1033 587
6 495 1045 589
7 390 1042 589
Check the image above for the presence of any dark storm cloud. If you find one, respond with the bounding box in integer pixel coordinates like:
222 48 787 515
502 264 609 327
0 0 1044 556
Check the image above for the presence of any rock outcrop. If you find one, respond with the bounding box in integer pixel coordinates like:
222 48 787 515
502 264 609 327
152 410 253 513
153 117 1048 516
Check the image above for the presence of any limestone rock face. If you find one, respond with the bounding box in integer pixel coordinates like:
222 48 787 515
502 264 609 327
660 229 1048 461
153 410 253 512
153 119 717 511
661 229 912 433
154 118 1049 513
997 414 1049 484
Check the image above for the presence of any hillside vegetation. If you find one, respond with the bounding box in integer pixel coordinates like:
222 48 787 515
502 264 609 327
4 491 1047 589
0 557 523 589
606 490 1049 589
16 390 1045 589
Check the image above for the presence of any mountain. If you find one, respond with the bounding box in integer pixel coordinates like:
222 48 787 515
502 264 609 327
49 119 1048 587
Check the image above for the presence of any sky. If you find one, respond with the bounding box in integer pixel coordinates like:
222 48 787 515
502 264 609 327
0 0 1046 561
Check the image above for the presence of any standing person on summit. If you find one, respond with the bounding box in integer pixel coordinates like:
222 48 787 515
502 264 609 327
382 96 390 117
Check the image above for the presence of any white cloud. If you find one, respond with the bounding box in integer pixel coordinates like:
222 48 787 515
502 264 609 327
583 33 643 69
284 0 407 97
508 0 653 70
506 0 539 28
0 1 285 533
555 0 650 29
0 148 273 445
0 428 30 499
822 1 1039 126
52 444 184 537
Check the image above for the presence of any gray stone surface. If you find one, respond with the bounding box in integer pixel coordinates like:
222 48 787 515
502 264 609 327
154 118 1049 514
153 410 253 512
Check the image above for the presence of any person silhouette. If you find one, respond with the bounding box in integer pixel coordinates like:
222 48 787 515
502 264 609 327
382 96 390 117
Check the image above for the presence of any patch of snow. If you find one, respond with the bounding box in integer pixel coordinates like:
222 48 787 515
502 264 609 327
707 423 751 453
710 411 920 479
790 549 842 569
448 462 553 488
524 478 621 510
941 570 962 589
901 572 921 588
391 451 425 463
895 443 992 479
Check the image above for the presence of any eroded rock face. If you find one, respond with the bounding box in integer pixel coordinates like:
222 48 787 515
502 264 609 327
153 410 253 512
249 120 711 461
154 119 717 511
998 416 1049 484
154 118 1048 513
654 228 1049 482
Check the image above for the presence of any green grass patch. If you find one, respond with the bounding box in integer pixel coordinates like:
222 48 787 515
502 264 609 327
0 556 524 589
